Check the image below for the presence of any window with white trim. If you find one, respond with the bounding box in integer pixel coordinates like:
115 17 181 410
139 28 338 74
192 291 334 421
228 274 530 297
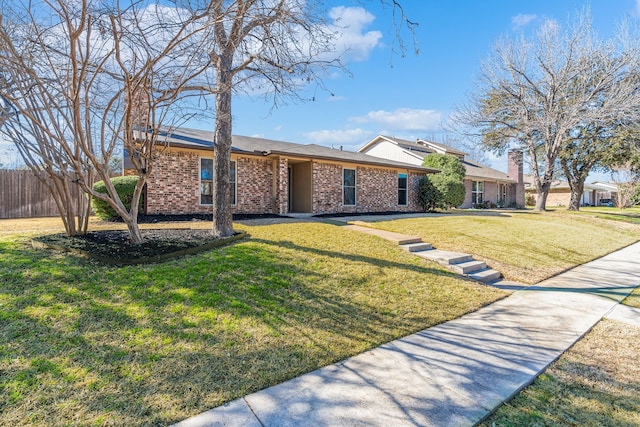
472 180 484 205
398 173 408 205
343 168 356 206
200 158 236 205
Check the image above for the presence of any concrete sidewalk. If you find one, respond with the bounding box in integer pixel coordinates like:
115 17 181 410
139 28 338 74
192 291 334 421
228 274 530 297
174 242 640 427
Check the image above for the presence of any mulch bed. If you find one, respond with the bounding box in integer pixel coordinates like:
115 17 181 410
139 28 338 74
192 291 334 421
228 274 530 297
32 229 247 266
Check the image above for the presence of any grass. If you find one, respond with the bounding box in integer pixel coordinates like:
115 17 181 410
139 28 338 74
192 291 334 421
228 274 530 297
480 319 640 427
0 217 505 427
2 212 639 426
360 209 640 284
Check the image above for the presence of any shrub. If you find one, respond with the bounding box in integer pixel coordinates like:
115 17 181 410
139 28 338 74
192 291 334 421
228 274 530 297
422 154 467 209
417 176 441 212
429 174 466 209
422 154 466 181
525 194 536 206
92 175 143 221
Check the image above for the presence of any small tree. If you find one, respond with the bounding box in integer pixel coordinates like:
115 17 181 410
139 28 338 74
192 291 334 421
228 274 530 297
417 176 440 212
0 0 212 242
422 154 466 209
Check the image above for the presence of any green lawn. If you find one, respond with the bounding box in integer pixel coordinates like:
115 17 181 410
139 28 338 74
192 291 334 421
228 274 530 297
480 319 640 427
1 212 638 427
0 219 504 427
362 210 640 284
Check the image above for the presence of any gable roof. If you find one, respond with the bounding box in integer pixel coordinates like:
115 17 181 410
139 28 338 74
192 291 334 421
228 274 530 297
359 134 513 182
359 135 468 158
462 158 513 182
152 127 438 173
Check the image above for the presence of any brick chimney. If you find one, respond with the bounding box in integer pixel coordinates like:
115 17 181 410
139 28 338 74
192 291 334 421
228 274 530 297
508 149 525 207
126 76 151 130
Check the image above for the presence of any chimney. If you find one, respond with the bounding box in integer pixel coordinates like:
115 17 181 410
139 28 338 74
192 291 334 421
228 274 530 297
126 75 151 130
508 149 525 207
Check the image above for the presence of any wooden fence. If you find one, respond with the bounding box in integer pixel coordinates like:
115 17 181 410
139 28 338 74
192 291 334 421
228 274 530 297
0 169 84 219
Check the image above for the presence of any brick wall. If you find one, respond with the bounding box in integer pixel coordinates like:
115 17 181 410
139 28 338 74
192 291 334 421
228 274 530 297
312 162 426 214
462 179 502 208
146 150 202 214
277 158 288 214
145 150 275 215
235 156 274 213
312 162 345 214
526 189 571 207
144 150 428 215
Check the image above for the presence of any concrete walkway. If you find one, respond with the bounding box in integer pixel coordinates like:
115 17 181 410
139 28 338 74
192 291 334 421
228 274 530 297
174 241 640 427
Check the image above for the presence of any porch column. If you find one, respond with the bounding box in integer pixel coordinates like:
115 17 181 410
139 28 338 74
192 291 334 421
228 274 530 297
274 157 288 214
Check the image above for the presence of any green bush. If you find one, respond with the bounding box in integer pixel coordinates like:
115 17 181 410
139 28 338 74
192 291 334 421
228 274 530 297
422 154 467 209
92 175 143 221
422 154 466 181
525 194 536 206
429 174 466 209
417 176 441 212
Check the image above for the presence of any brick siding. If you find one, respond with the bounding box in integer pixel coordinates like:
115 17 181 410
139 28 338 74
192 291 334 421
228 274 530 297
312 163 426 214
143 149 428 215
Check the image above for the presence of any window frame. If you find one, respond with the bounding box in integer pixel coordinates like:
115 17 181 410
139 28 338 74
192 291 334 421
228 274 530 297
199 158 236 206
398 173 408 206
472 180 484 205
343 168 356 206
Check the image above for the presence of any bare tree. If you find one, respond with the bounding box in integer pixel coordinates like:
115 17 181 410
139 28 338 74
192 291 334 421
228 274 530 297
610 165 640 209
0 0 212 242
177 0 416 237
457 10 640 211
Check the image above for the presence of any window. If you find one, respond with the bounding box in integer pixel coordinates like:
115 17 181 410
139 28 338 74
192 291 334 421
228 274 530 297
200 159 213 205
200 158 236 205
230 160 236 205
343 168 356 206
398 173 408 205
472 181 484 205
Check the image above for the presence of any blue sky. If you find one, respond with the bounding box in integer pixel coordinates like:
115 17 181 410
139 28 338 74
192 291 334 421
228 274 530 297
2 0 639 177
219 0 640 177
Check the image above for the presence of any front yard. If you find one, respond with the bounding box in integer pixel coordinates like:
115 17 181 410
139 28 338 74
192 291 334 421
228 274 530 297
1 218 503 427
1 210 638 426
365 209 640 284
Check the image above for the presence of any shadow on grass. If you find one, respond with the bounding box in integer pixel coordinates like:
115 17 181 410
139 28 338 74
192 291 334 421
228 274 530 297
0 232 495 426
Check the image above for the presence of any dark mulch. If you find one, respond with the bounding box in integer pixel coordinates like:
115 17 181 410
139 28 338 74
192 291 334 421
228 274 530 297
32 229 247 265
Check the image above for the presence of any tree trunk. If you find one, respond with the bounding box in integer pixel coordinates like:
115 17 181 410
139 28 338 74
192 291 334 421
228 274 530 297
534 189 548 211
565 174 585 212
123 217 144 244
212 55 234 238
532 169 552 212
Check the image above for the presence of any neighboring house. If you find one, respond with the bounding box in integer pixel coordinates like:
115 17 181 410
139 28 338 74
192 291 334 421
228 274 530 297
358 135 525 208
523 177 617 207
125 127 438 215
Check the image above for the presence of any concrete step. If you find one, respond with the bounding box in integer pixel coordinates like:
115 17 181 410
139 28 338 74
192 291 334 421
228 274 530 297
450 260 486 274
416 249 473 265
468 268 502 283
400 242 433 252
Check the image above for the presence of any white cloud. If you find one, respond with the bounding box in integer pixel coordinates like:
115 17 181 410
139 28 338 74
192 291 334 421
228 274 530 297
301 128 370 145
350 108 442 131
329 6 383 62
511 13 537 28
